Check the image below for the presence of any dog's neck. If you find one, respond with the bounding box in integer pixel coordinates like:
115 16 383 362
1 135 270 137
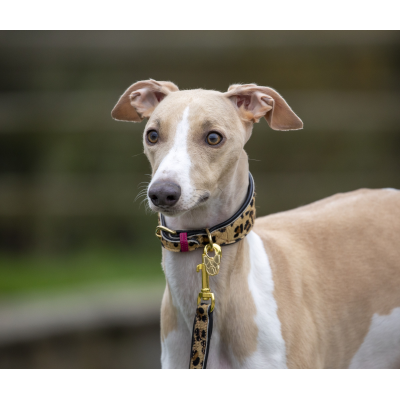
161 153 249 328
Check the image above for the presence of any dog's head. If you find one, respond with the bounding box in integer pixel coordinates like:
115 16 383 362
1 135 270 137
112 79 302 220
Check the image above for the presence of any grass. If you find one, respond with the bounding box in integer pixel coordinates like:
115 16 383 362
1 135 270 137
0 248 164 296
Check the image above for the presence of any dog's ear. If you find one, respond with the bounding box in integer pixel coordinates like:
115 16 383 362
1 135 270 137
224 84 303 130
111 79 179 122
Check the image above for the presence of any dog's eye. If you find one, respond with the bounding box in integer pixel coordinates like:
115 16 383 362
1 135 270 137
206 132 222 146
147 130 159 144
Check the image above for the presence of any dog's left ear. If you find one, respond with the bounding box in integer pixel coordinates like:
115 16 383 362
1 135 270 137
224 84 303 130
111 79 179 122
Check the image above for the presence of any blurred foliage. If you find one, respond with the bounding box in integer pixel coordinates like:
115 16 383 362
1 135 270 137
0 248 163 295
0 31 399 293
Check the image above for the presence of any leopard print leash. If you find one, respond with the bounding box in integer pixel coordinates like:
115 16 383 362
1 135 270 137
156 172 256 252
189 303 213 369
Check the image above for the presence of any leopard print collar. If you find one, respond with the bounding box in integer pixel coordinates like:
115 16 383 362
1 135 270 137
157 173 256 252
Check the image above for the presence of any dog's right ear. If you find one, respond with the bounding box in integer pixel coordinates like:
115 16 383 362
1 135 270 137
111 79 179 122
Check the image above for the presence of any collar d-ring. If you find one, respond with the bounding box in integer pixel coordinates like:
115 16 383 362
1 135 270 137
205 228 213 246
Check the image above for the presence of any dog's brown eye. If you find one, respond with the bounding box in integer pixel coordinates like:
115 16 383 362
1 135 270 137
206 132 222 146
147 130 159 144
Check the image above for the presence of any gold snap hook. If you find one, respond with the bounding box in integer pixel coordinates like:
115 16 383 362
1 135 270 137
196 229 222 313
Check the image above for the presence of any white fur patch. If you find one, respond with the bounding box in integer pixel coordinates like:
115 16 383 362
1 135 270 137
161 314 192 369
241 231 287 368
349 307 400 368
383 188 399 192
151 106 194 208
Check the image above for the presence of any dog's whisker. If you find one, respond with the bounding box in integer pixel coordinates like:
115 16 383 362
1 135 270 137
134 188 150 202
137 181 150 187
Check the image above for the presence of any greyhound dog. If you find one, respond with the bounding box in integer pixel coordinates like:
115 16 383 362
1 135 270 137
112 79 400 368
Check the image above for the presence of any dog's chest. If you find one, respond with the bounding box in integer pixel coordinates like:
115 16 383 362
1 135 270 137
161 232 287 368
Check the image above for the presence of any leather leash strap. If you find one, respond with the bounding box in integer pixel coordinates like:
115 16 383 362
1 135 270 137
189 303 213 369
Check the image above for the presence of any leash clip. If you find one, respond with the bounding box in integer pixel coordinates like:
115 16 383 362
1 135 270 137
196 262 215 312
196 230 221 313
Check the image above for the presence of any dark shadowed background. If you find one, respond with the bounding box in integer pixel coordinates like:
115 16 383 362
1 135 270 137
0 31 399 368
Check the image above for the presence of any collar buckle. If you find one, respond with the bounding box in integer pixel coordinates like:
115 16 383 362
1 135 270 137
155 225 177 239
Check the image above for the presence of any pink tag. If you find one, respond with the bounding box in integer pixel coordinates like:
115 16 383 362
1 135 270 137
180 232 189 252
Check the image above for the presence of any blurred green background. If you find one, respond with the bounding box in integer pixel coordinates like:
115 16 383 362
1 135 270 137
0 31 399 368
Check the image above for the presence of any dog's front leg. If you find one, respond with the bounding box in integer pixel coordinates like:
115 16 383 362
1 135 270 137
160 285 192 368
161 326 192 368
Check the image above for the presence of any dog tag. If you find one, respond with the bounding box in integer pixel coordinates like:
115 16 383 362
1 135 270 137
203 244 222 276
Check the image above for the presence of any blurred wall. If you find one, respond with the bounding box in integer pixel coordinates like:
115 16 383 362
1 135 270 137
1 31 399 255
0 31 399 368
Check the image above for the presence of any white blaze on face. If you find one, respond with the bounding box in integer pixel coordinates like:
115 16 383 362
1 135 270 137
150 106 193 208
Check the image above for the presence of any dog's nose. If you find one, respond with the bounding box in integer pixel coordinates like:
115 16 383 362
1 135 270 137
148 181 181 207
